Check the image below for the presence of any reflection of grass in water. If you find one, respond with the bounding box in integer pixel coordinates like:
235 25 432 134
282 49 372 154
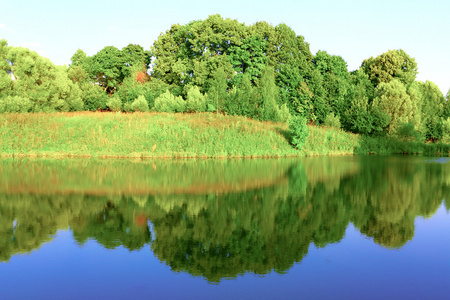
0 157 296 195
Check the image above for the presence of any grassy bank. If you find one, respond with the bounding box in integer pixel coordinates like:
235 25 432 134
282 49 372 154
1 112 448 158
354 135 450 157
0 112 361 158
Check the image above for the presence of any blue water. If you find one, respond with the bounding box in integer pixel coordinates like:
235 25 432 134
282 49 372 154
1 156 450 299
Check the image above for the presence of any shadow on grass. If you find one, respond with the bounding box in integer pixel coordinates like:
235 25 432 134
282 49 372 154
275 126 292 145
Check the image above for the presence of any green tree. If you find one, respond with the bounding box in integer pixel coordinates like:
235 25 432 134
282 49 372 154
207 67 228 112
0 39 13 97
313 51 351 121
361 49 418 87
372 79 419 134
341 69 375 134
186 85 206 112
80 44 150 94
257 66 280 121
418 81 446 140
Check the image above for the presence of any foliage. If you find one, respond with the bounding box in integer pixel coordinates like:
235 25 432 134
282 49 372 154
186 86 206 112
441 118 450 144
313 51 351 120
71 44 151 94
418 81 446 140
324 113 341 129
278 103 292 123
289 116 309 149
394 122 423 143
0 96 32 113
361 49 418 87
154 90 186 113
257 66 281 122
372 79 418 134
106 95 122 112
131 95 149 112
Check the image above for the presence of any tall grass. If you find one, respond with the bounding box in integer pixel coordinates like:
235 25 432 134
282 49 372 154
302 125 360 156
3 112 446 158
355 135 450 156
0 112 302 158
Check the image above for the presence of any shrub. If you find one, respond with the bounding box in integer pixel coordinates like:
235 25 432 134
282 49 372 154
324 113 341 129
106 95 122 112
131 95 149 112
395 122 423 143
0 96 33 113
441 118 450 144
123 102 133 112
186 86 206 112
154 90 186 113
82 84 108 111
277 103 292 123
289 116 309 150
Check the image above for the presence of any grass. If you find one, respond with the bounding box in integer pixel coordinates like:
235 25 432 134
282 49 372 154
1 112 448 158
0 112 362 158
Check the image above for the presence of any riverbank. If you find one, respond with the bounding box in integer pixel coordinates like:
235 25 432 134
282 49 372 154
0 112 360 158
0 112 448 158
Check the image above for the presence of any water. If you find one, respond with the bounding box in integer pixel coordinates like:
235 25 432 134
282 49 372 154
0 156 449 299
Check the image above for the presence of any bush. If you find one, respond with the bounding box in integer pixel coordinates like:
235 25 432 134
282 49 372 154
277 103 292 123
106 95 122 112
324 113 341 129
186 86 206 112
82 84 108 111
441 118 450 144
154 90 186 113
395 122 423 143
131 95 149 112
289 116 309 150
0 96 33 113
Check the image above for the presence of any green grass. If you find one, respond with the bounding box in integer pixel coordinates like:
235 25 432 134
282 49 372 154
2 112 448 158
0 112 363 158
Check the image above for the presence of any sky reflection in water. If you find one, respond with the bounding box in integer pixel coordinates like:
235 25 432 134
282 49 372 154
0 156 449 299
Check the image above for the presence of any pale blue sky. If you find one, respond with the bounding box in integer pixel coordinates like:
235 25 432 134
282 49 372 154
1 0 449 95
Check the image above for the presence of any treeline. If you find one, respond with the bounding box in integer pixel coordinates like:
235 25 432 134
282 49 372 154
1 15 450 141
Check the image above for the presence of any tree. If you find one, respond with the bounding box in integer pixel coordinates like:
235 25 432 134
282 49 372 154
207 67 228 112
0 39 13 97
313 51 351 120
2 45 83 112
372 79 418 134
418 81 446 140
257 66 280 121
76 44 150 94
341 69 375 134
361 49 418 87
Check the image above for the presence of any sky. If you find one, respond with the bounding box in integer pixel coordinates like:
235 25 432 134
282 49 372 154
1 0 449 95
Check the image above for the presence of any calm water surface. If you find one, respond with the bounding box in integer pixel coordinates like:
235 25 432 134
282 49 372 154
0 156 449 299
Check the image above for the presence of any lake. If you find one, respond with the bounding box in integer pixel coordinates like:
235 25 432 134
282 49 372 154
0 156 449 299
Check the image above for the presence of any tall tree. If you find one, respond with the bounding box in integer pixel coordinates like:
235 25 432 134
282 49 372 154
313 50 351 121
361 49 418 87
418 81 446 140
372 79 418 134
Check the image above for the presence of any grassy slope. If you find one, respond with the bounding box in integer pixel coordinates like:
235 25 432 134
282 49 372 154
0 112 361 158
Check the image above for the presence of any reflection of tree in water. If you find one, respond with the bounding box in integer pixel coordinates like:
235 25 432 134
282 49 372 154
0 194 105 261
1 156 450 282
72 197 151 251
346 157 446 248
0 195 151 262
